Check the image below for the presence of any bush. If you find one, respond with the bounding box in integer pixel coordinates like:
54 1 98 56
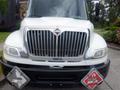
0 32 10 43
97 18 120 44
116 29 120 44
0 51 2 57
0 0 8 15
102 31 117 42
113 18 120 27
0 51 3 76
103 26 119 43
105 26 119 31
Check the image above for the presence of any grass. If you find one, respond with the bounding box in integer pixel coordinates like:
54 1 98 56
0 50 3 57
0 32 10 77
0 65 3 76
0 51 3 76
0 32 10 43
0 32 9 76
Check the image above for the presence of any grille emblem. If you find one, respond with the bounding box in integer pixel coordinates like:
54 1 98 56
54 28 61 36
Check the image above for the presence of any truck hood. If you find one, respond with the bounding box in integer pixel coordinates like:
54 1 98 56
21 17 94 32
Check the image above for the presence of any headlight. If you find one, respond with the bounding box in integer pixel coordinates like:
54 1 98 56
93 48 107 59
4 45 21 57
85 48 107 59
4 45 28 58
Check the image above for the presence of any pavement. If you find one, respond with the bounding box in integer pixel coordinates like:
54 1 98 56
0 44 120 90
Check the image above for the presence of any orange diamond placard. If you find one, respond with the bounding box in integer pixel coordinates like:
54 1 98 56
81 68 103 90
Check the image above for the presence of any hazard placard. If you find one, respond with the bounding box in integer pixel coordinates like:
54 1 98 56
81 68 103 90
7 66 30 89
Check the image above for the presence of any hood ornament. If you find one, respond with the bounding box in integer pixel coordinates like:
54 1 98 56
54 28 61 36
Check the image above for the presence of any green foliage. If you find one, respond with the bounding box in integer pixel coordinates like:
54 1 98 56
0 51 3 76
0 51 3 57
116 27 120 44
0 32 10 43
87 0 94 21
104 0 120 24
102 30 117 42
102 26 119 43
113 18 120 27
0 64 3 76
105 26 119 31
0 0 8 15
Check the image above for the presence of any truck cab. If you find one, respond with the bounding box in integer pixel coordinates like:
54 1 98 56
1 0 110 88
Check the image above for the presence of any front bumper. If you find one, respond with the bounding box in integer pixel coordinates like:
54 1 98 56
0 59 110 87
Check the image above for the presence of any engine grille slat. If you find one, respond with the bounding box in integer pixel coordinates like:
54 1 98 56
31 31 35 54
75 32 81 56
77 32 84 56
67 32 71 56
27 30 87 57
39 31 42 55
34 31 37 55
81 33 87 54
73 32 78 56
37 31 40 56
27 31 32 54
46 31 49 56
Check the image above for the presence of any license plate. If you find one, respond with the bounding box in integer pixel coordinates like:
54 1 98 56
7 66 30 89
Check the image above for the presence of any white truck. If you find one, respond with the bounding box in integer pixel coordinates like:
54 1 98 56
1 0 110 89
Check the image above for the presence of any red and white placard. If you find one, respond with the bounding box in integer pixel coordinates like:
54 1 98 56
81 68 103 90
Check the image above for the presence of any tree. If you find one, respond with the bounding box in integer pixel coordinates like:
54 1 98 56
0 0 8 25
106 0 120 22
0 0 8 15
87 0 95 22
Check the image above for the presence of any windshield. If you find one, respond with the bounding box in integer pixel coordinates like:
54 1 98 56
28 0 88 20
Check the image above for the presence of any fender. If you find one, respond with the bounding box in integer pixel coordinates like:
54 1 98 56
86 32 107 58
4 30 26 53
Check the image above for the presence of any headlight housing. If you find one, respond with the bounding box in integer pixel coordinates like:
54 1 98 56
4 45 28 58
85 48 107 59
93 48 107 59
4 45 21 57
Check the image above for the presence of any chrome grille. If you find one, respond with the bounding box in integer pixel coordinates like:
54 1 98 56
27 30 88 57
